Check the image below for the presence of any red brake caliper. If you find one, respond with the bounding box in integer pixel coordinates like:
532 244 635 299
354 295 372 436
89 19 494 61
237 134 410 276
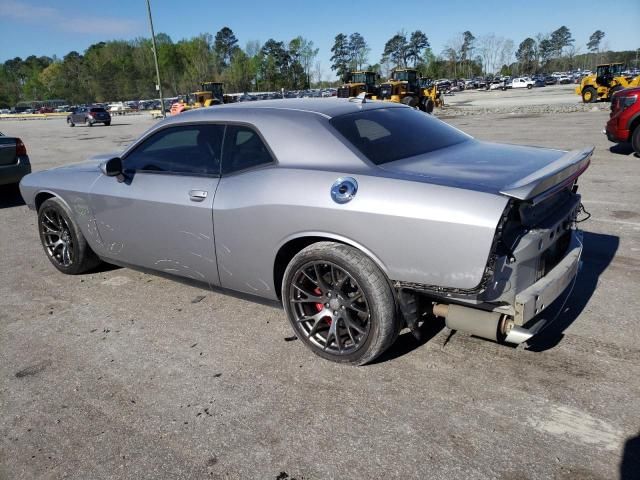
314 287 332 325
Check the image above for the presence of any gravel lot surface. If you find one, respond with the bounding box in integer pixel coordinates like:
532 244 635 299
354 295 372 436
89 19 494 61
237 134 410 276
440 84 611 116
1 102 639 480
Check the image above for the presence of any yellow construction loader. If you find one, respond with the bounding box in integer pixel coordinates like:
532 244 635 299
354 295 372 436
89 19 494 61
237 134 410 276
337 71 379 99
170 82 227 115
576 63 640 103
378 68 443 113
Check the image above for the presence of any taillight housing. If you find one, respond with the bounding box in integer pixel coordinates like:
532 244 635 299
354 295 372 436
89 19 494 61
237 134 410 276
15 138 27 156
620 95 638 112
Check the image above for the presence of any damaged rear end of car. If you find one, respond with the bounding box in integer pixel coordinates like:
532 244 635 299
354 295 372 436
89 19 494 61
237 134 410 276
397 146 593 345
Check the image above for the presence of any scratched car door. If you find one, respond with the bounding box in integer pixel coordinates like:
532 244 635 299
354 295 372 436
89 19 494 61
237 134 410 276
89 124 224 287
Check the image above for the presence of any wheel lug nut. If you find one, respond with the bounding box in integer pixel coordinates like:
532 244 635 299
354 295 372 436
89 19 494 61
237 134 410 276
333 311 338 315
325 303 329 308
341 305 345 309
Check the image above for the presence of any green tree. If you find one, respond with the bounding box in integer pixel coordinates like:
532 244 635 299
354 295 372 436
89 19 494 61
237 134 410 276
516 37 537 73
260 39 289 90
406 31 429 67
382 32 408 68
299 38 319 88
587 30 605 53
538 38 554 66
460 31 475 76
214 27 238 70
330 33 350 82
348 33 369 70
549 26 574 57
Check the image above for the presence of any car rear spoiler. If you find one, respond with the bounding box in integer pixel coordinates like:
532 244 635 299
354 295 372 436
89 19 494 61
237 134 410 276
499 146 594 203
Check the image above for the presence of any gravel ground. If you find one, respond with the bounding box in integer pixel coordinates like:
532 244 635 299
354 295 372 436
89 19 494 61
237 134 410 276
438 84 611 116
1 101 639 480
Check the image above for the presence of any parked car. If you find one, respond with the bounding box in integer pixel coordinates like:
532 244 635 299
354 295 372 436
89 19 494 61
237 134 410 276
67 106 111 127
508 77 535 89
20 99 592 365
533 78 546 88
545 76 558 85
0 131 31 186
605 86 640 154
558 75 573 85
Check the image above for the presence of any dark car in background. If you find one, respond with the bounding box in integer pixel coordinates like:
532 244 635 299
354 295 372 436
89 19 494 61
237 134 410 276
606 86 640 154
67 106 111 127
545 76 558 85
0 132 31 186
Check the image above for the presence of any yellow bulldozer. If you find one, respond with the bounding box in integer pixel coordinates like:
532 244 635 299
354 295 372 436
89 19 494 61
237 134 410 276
337 71 380 99
170 82 228 115
378 68 443 113
576 63 640 103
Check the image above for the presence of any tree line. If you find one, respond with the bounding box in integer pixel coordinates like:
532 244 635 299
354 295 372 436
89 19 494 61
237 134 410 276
0 25 637 108
329 26 637 81
0 27 320 107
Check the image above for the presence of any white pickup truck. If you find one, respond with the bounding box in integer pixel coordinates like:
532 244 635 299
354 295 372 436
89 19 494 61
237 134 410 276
508 77 534 89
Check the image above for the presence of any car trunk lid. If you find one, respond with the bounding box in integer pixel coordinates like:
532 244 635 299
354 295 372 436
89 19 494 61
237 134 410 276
378 140 593 202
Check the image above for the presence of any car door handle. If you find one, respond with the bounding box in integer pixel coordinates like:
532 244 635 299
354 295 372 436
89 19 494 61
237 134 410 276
189 190 208 202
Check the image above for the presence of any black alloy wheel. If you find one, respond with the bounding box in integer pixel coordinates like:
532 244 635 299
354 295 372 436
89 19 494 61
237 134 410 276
289 260 371 355
39 206 75 268
37 197 101 274
282 242 399 365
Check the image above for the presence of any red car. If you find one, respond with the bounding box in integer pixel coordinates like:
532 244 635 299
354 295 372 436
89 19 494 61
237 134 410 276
606 86 640 154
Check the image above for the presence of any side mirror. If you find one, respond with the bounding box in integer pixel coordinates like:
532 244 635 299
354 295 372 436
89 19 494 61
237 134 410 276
100 157 122 177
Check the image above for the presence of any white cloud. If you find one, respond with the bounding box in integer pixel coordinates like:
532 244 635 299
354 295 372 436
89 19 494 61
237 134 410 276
0 0 142 36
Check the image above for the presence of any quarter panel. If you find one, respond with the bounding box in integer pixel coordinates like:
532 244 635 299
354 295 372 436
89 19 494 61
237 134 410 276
214 167 508 300
19 168 103 249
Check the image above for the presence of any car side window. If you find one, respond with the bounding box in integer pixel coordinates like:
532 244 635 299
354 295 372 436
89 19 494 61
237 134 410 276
124 124 224 176
221 125 274 174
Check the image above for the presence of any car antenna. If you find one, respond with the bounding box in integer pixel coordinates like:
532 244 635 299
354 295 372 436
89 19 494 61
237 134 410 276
349 92 367 103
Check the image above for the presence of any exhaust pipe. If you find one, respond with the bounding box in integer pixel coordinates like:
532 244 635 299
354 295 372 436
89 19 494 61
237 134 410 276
433 303 532 344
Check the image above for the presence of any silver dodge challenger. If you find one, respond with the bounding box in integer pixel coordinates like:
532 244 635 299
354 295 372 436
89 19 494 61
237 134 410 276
20 99 593 365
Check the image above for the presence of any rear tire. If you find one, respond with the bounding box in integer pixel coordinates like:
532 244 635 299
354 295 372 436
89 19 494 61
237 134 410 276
38 197 101 275
582 86 597 103
527 84 533 89
632 125 640 156
401 95 418 108
104 121 111 126
282 242 399 365
424 99 435 114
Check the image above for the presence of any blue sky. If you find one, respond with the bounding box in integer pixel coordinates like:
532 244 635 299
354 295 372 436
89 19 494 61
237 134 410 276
1 0 638 79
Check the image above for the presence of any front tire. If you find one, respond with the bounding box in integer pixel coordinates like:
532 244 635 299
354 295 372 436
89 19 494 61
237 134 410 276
282 242 399 365
38 197 101 274
67 118 75 127
582 86 597 103
632 126 640 156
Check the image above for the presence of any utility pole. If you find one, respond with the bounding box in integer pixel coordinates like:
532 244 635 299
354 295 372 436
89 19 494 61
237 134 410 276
145 0 165 118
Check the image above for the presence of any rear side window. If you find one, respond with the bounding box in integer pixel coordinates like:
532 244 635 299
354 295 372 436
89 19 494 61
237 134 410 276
124 124 224 175
221 125 274 174
329 107 470 165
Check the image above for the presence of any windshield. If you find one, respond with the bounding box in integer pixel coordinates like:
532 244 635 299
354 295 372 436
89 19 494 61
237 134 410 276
394 70 410 82
351 72 376 85
330 107 470 165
